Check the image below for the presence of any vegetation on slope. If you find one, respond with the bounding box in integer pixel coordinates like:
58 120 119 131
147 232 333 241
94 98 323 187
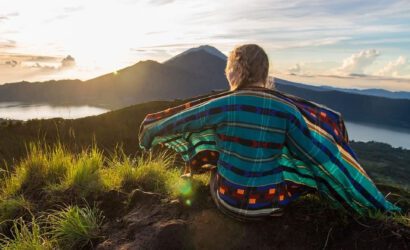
0 98 409 192
0 142 408 249
0 143 193 249
0 94 408 248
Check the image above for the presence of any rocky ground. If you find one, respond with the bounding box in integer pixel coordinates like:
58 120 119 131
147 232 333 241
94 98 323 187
95 186 409 250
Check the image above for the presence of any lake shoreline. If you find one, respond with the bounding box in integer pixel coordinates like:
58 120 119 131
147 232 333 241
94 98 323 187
345 121 410 149
0 102 409 149
0 102 110 121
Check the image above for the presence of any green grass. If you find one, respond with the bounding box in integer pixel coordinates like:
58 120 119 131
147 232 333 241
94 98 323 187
0 196 32 232
130 151 182 195
0 217 53 250
47 205 104 250
1 141 191 202
61 147 105 198
100 146 141 191
0 143 72 199
364 199 410 228
1 143 48 198
0 142 193 248
102 148 190 197
0 141 408 249
45 143 72 185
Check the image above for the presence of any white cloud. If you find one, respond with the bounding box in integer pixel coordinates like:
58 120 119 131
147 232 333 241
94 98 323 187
336 49 380 75
377 56 409 78
0 39 16 49
288 63 302 75
1 0 410 90
148 0 175 5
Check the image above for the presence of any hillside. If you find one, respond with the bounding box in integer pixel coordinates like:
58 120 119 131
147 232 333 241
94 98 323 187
0 96 409 249
0 141 408 249
275 79 410 129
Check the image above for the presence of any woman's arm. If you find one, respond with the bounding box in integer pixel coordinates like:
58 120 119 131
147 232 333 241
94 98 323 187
138 96 228 150
284 108 401 214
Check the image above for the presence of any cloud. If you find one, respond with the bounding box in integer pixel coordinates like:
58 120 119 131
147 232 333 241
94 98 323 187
4 60 18 67
30 62 56 71
377 56 409 78
63 6 84 13
148 0 175 5
0 39 16 49
30 55 75 70
61 55 76 68
1 53 75 71
1 0 410 89
0 12 19 22
336 49 380 75
0 54 59 63
288 63 302 75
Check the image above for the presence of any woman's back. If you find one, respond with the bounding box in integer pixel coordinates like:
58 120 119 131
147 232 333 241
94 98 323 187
214 88 298 184
204 86 318 218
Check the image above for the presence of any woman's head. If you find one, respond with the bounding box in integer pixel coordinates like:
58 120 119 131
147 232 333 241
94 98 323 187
225 44 270 91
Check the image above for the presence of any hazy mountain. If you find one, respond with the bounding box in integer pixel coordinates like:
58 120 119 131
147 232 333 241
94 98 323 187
0 56 229 108
164 45 227 62
274 78 330 92
163 46 228 88
0 45 409 129
274 82 410 129
276 78 410 99
325 87 410 100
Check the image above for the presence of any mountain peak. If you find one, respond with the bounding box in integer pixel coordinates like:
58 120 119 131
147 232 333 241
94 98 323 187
165 45 227 63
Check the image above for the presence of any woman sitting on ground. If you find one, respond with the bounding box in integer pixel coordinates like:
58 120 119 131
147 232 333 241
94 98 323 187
138 44 401 221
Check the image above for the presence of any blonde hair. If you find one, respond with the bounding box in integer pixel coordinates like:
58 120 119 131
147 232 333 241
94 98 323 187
225 44 270 91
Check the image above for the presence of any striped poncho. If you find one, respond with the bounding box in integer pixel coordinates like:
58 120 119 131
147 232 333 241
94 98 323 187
138 85 401 216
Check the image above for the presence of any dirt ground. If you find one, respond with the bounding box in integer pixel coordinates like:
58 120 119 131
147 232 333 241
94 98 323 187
94 186 409 250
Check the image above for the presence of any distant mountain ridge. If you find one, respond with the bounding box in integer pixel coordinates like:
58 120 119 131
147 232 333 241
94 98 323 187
0 45 409 129
278 79 410 100
164 45 227 63
325 87 410 100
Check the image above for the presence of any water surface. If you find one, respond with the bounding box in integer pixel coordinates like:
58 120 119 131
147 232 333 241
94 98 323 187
0 102 109 120
345 121 410 149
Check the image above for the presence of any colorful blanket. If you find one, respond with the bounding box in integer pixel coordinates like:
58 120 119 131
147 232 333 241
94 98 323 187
138 86 401 216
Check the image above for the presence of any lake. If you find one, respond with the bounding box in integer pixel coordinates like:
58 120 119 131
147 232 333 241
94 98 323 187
0 102 109 120
0 103 409 149
345 121 410 149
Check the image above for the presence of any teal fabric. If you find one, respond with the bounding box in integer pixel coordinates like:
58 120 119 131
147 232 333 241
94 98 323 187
139 86 401 216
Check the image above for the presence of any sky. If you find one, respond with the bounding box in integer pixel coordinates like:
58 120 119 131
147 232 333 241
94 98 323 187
1 0 410 91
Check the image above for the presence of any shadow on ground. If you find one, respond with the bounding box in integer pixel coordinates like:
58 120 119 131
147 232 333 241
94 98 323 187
95 184 409 250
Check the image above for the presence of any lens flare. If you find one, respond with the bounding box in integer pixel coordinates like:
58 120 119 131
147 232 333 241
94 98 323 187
179 180 192 196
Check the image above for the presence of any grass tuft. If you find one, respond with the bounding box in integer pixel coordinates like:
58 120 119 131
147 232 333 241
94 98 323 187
131 150 187 196
0 196 32 232
62 147 104 198
46 143 72 185
0 217 53 250
47 205 104 250
101 147 138 190
1 142 72 198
